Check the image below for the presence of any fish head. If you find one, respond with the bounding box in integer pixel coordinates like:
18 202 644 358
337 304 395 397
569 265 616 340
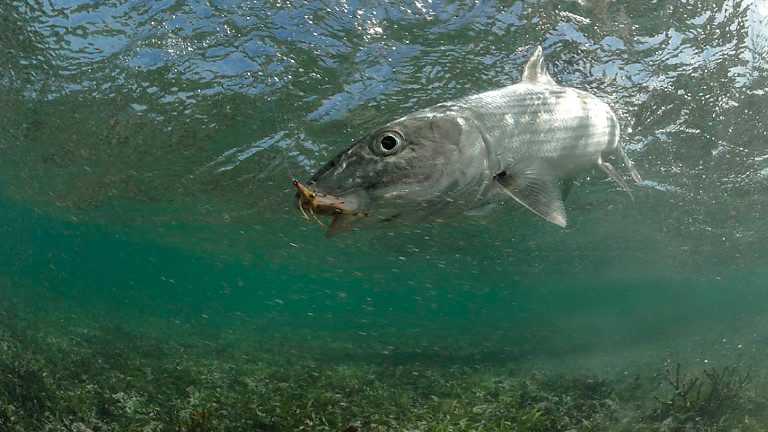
302 109 488 236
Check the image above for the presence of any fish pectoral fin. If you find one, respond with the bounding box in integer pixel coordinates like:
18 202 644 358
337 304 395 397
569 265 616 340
494 163 567 227
521 46 557 85
598 156 635 202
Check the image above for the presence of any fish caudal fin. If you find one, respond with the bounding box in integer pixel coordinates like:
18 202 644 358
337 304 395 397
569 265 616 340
621 150 643 184
598 156 634 202
494 161 567 227
521 46 557 85
599 147 643 200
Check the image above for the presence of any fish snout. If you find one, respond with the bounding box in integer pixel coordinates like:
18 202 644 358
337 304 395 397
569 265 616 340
292 179 368 217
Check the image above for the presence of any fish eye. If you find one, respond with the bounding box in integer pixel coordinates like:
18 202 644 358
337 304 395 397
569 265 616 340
371 131 405 156
381 135 397 151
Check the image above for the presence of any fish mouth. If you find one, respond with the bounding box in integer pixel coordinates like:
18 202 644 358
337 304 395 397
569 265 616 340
292 179 370 236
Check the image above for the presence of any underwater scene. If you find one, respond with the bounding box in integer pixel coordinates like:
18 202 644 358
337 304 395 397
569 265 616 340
2 0 768 430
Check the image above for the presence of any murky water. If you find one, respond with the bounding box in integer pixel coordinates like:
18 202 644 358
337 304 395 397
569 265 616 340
2 1 768 430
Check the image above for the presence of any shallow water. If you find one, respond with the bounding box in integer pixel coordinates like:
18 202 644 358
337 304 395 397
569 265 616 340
2 0 768 430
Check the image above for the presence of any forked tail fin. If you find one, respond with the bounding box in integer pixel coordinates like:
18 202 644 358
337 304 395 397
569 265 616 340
621 149 642 184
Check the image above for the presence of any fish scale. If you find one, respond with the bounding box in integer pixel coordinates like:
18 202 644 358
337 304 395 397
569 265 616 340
300 46 641 236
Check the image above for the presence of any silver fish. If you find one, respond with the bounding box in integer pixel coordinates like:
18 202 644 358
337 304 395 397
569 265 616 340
298 46 642 237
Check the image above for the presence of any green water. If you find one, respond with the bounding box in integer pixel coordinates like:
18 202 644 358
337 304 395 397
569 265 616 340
2 0 768 430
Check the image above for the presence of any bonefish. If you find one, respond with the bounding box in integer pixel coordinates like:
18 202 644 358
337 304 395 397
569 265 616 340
294 46 641 236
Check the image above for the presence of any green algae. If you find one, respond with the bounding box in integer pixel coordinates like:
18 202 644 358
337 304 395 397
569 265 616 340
1 301 766 432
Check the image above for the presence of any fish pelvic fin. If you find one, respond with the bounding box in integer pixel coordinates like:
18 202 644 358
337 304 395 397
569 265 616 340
561 177 575 201
494 161 566 227
521 46 557 85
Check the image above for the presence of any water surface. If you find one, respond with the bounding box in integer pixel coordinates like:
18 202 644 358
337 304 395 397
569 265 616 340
2 1 768 430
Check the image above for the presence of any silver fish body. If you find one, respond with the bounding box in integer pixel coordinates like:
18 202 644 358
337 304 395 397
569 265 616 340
302 46 641 236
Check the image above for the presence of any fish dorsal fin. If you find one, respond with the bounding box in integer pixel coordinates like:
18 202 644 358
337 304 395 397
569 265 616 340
521 46 557 85
493 160 567 227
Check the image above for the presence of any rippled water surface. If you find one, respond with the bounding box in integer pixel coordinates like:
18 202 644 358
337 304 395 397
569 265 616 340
2 1 768 430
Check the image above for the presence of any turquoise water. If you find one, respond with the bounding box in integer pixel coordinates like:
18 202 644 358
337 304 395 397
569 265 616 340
2 1 768 430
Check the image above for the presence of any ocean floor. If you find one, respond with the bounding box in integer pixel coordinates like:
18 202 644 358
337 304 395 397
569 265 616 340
1 281 766 432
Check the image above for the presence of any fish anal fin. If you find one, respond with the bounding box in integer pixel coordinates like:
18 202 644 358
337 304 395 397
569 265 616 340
494 163 567 227
598 157 635 202
521 46 557 85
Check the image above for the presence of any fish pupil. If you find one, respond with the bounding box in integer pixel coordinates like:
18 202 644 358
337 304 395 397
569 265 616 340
380 135 398 151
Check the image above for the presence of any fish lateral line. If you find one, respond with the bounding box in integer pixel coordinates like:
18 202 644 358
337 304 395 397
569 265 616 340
297 45 643 235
